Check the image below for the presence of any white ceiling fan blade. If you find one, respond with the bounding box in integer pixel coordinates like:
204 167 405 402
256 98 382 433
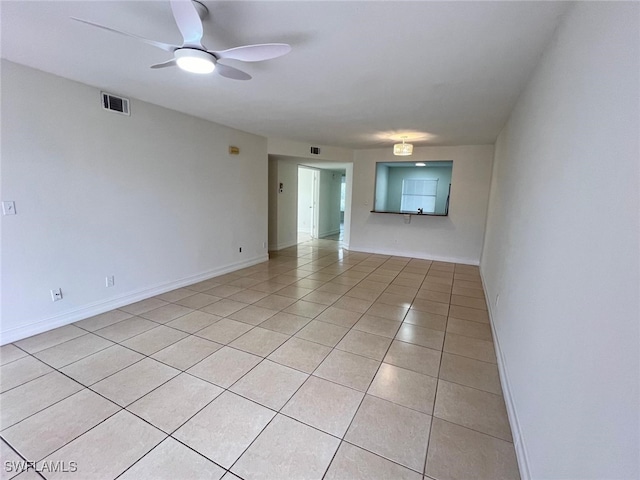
71 17 178 52
150 59 177 69
210 43 291 62
170 0 204 48
216 64 252 81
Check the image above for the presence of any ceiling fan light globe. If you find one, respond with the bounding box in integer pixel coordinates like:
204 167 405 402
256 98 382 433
175 48 215 74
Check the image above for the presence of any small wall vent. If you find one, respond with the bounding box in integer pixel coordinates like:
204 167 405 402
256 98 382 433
101 92 130 116
310 146 320 155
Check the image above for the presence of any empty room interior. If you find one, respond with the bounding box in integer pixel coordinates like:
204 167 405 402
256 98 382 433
1 1 638 480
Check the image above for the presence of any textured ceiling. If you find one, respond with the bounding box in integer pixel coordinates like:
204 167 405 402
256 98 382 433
1 1 571 149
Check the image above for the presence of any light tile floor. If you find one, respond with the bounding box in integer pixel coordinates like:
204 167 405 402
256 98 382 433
0 239 520 480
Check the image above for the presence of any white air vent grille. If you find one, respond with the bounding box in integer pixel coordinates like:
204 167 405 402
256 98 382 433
101 92 130 116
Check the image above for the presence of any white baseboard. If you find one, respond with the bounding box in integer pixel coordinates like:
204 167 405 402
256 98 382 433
272 240 299 251
0 255 268 345
345 245 480 265
480 269 531 480
319 228 340 238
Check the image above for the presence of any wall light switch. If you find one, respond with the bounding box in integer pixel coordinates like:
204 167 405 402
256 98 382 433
2 201 16 215
51 288 63 302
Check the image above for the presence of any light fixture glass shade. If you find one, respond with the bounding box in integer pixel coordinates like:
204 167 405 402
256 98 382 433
393 140 413 156
175 49 216 74
415 162 426 167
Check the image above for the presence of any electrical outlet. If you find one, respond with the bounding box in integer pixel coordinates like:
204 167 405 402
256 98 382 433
2 201 16 215
106 275 115 288
50 288 63 302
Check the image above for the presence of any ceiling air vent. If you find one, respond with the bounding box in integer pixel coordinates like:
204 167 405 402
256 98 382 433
101 92 130 116
310 147 320 155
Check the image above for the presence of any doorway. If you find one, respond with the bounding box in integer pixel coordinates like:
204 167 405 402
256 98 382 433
297 166 319 243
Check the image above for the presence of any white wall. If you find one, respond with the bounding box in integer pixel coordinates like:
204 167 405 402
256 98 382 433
480 3 639 479
318 169 342 237
268 156 299 250
1 61 269 343
350 145 493 264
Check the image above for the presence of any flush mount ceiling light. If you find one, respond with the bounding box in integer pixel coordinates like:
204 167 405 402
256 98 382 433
393 136 413 156
175 48 216 74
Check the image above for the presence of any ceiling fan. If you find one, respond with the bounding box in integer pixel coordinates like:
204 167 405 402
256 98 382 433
72 0 291 80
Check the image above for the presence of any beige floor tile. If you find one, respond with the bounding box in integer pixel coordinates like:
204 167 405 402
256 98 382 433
195 318 254 344
295 320 349 347
128 373 222 433
40 410 164 480
396 324 445 350
403 310 447 331
229 327 289 357
227 289 269 304
14 325 86 354
366 303 409 322
251 281 286 294
94 317 158 343
443 333 497 363
424 275 453 286
383 340 441 377
253 294 298 311
267 337 332 373
420 280 452 294
230 360 308 410
344 286 382 302
450 294 487 310
2 389 119 461
333 296 374 314
283 300 328 318
187 346 261 388
384 283 419 297
232 414 340 480
449 304 489 324
173 391 275 468
376 292 414 308
33 334 113 369
439 353 502 395
259 312 311 335
336 329 393 361
325 442 422 480
139 304 194 323
204 284 245 298
446 317 492 341
282 376 364 437
74 310 133 332
415 289 451 304
155 288 197 303
120 298 169 315
228 305 278 325
151 335 222 371
165 310 221 334
451 285 486 299
315 307 363 328
0 372 83 430
185 278 222 292
228 277 263 289
120 437 225 480
201 299 249 317
345 395 431 472
426 418 520 480
411 299 450 317
2 438 22 480
276 285 315 299
317 283 353 295
368 363 437 414
354 315 402 338
453 280 483 290
60 345 144 386
0 356 53 393
302 290 342 306
434 380 512 441
92 357 179 407
174 293 221 309
121 326 188 355
314 349 380 391
0 345 27 366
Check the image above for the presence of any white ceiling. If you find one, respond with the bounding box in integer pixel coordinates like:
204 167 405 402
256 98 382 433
1 1 570 149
